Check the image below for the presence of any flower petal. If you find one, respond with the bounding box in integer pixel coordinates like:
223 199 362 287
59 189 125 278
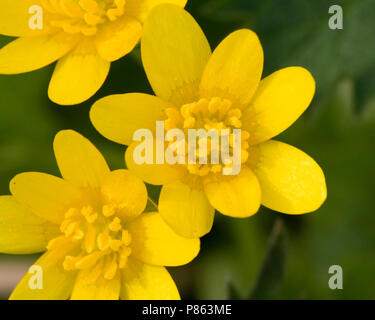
0 196 58 254
200 29 263 109
141 4 211 105
0 33 77 74
0 0 49 37
120 257 180 300
9 244 77 300
158 182 215 238
71 270 120 300
54 130 110 189
10 172 82 224
95 15 142 62
91 93 168 146
203 166 261 218
101 170 148 222
125 141 180 185
248 140 327 214
127 212 200 266
126 0 187 22
48 40 110 105
243 67 316 145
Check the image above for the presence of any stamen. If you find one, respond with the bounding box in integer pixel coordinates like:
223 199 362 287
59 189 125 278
85 212 98 224
107 8 124 21
84 224 97 253
165 96 250 177
97 229 111 251
211 164 223 173
121 230 132 246
61 22 83 34
115 0 126 7
63 256 79 271
65 208 78 219
241 150 249 163
86 259 104 283
102 204 116 217
75 251 103 269
61 0 83 18
81 205 93 217
79 0 100 14
108 217 122 232
103 254 118 280
64 221 79 237
84 13 105 26
60 219 72 233
119 247 131 268
42 0 127 36
184 117 195 129
110 239 122 251
47 235 67 251
41 0 58 13
73 228 84 240
52 194 134 280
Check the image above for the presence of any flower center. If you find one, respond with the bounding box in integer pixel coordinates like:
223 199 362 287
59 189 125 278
41 0 126 36
47 203 132 283
165 97 250 176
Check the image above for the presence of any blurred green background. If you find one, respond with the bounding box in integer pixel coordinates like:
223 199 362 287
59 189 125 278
1 0 375 299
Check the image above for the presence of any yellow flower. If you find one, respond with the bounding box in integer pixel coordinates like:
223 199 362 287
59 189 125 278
90 4 327 239
0 130 199 300
0 0 187 105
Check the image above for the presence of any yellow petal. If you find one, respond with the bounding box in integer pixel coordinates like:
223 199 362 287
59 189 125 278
10 172 82 224
248 140 327 214
91 93 168 146
9 243 77 300
0 0 49 37
243 67 316 145
95 15 142 62
127 212 200 266
0 196 58 254
158 182 214 238
0 33 77 74
125 141 180 185
101 170 148 221
203 166 261 218
54 130 110 189
71 269 120 300
126 0 187 22
120 257 180 300
141 4 211 105
48 40 110 105
200 29 263 109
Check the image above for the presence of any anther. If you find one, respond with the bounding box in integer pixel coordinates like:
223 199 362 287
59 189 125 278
65 208 78 219
81 205 93 217
109 217 122 232
85 212 98 224
102 204 116 217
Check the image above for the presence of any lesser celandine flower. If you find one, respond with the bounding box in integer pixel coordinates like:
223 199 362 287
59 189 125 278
0 130 199 300
90 4 327 239
0 0 187 105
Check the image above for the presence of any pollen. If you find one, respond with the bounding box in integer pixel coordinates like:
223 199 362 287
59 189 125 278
41 0 127 36
165 97 250 176
47 203 132 283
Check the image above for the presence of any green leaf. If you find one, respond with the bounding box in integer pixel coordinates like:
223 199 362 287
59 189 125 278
144 197 158 213
228 282 243 300
249 219 287 299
